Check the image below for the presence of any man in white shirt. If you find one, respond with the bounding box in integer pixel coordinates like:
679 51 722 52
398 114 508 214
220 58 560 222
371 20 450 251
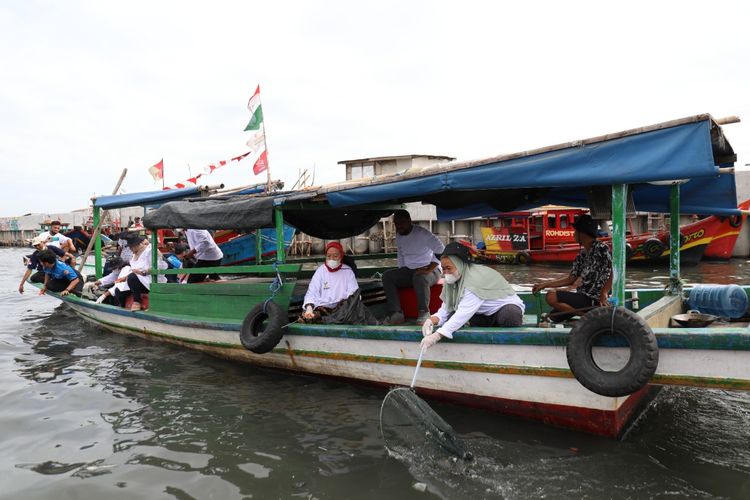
382 210 445 325
40 221 77 264
184 229 224 283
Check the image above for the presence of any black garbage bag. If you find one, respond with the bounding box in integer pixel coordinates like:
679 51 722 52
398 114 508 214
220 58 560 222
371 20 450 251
318 289 378 326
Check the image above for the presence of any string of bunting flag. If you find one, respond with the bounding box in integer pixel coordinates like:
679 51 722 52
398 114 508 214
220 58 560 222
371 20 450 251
148 83 270 190
161 152 252 190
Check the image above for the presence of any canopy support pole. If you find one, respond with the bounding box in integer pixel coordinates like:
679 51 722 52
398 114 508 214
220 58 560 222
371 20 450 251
668 184 682 294
274 208 285 263
151 227 158 282
611 184 627 305
256 229 263 264
93 207 102 279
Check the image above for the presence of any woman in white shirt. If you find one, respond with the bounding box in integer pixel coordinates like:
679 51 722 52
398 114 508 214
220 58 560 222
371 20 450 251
421 242 525 350
126 235 168 311
302 242 358 320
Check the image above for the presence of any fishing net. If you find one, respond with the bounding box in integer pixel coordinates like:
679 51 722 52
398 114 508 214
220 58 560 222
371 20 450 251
379 387 471 461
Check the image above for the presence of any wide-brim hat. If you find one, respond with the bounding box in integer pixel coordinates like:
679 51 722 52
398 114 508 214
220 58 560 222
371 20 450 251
572 214 598 238
126 235 146 248
440 241 473 263
31 234 50 246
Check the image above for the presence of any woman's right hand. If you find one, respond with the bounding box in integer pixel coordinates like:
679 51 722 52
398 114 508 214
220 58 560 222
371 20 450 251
531 283 545 294
302 305 314 320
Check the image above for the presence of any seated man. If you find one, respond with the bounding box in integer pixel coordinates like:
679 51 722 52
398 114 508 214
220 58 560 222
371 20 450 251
531 215 612 322
37 249 83 297
382 210 445 325
18 235 68 294
301 242 376 325
41 220 77 265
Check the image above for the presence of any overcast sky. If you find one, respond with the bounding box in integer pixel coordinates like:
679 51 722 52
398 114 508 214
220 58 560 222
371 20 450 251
1 0 749 216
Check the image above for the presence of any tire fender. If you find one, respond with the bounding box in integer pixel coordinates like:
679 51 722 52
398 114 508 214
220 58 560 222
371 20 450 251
624 243 634 261
642 238 665 260
566 306 659 397
240 301 286 354
515 251 531 265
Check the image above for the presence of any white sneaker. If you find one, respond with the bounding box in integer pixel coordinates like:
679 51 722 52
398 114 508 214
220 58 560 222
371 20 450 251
415 311 430 324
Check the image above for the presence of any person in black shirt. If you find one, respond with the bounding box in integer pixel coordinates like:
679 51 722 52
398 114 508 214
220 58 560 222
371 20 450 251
18 235 67 294
532 215 612 322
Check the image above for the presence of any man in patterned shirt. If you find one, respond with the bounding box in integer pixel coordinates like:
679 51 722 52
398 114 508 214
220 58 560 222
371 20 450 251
532 214 612 322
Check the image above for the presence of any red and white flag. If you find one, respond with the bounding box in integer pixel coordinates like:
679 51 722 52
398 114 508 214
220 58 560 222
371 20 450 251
253 149 268 175
148 159 164 181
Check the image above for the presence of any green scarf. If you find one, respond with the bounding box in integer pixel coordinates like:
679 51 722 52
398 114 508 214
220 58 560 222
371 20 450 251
440 256 517 312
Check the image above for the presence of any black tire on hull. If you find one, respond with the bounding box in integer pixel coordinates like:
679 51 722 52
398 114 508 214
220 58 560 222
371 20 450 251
240 301 286 354
566 306 659 397
642 238 665 260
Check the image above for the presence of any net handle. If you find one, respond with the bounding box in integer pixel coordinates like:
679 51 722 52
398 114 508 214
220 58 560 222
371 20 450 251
410 347 426 388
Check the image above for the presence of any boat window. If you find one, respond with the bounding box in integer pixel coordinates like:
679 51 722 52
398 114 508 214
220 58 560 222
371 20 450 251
560 215 569 228
547 216 556 229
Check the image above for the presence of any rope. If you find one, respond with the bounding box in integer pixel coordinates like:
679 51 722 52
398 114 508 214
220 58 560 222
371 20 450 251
263 261 284 314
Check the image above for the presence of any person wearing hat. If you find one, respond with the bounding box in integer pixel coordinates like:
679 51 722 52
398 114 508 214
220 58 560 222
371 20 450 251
382 210 445 325
531 214 612 322
18 235 71 293
86 256 131 306
301 241 360 322
421 242 525 350
124 235 168 311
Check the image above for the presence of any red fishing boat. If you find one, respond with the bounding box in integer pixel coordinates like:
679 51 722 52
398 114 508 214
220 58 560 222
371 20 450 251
477 205 743 265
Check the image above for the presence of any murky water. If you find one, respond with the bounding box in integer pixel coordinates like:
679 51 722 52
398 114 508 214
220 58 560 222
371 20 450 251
2 248 749 499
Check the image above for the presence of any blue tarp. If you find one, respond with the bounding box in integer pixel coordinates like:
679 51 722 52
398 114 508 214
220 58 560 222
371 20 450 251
93 187 203 209
325 120 738 215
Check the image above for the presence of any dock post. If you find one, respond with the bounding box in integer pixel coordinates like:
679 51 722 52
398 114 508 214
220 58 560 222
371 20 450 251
668 184 681 294
274 207 285 263
611 184 627 305
93 207 102 279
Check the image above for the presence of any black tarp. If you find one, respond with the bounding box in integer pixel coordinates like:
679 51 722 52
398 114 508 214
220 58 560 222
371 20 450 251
282 208 392 239
143 196 275 230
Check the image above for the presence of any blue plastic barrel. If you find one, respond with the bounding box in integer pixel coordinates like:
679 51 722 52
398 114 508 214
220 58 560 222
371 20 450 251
687 285 749 319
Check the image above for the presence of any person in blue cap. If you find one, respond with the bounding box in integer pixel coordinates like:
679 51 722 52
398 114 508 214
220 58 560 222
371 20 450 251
531 214 612 322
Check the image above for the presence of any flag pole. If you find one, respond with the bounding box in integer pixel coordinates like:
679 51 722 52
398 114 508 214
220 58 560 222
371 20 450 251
257 86 272 192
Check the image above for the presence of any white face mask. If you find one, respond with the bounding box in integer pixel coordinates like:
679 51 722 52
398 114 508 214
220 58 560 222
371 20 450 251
443 272 460 285
326 259 341 269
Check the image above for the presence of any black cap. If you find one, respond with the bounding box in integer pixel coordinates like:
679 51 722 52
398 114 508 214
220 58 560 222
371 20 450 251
572 214 598 238
440 241 473 263
106 256 125 269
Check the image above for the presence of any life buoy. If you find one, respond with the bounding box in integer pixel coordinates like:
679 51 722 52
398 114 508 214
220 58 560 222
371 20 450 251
729 215 742 228
240 301 286 354
515 251 531 265
567 306 659 397
642 238 665 260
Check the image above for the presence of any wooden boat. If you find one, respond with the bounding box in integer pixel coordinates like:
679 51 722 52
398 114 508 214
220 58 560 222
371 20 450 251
702 199 750 259
30 114 750 438
478 205 743 265
214 227 296 266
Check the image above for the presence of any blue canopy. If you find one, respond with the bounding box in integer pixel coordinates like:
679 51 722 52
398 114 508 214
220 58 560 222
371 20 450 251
93 187 203 210
323 117 739 216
